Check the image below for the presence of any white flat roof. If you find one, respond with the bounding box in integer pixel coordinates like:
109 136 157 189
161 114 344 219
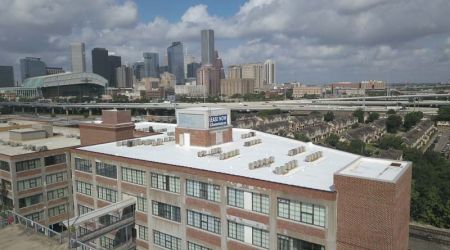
78 122 409 192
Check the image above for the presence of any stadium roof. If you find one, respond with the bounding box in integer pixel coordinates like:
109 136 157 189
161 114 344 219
22 72 107 88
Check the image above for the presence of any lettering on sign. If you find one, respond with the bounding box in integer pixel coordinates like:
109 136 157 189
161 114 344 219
209 115 228 128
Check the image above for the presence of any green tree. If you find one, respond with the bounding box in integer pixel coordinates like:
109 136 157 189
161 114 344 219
436 106 450 121
378 134 403 150
325 133 339 147
367 112 380 123
403 111 424 131
294 132 310 142
386 115 402 133
353 108 365 123
387 109 397 115
324 111 335 122
348 139 366 155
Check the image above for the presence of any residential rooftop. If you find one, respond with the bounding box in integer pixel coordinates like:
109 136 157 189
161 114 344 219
78 122 409 192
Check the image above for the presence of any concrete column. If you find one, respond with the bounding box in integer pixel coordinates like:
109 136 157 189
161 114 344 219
65 109 69 116
146 109 149 116
34 107 38 114
22 107 25 113
88 109 92 117
12 106 14 113
51 108 55 115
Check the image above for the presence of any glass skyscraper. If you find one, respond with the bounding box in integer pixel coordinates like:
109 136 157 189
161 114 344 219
20 57 46 82
143 52 159 78
92 48 109 81
201 29 214 65
0 66 15 87
167 42 184 84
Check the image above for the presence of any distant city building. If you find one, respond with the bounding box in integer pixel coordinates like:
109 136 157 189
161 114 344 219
213 50 225 79
187 62 201 79
220 78 255 97
116 65 134 88
201 29 215 65
0 66 15 87
143 52 159 78
242 63 264 90
20 57 46 82
140 77 160 91
159 65 169 74
92 48 109 81
184 54 194 78
360 80 386 90
264 59 275 84
167 42 185 84
197 65 220 96
70 42 86 73
132 62 145 81
45 67 65 75
108 55 121 88
175 84 205 97
293 85 323 98
228 65 242 79
159 72 176 89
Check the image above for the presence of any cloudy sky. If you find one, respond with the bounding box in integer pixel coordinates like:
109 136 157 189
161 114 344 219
1 0 450 84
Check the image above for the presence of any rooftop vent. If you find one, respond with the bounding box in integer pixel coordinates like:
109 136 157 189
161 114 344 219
273 160 298 175
167 131 175 136
288 146 306 156
197 147 223 157
390 162 402 167
219 149 240 160
248 156 275 170
244 138 261 147
241 131 256 139
305 151 323 162
155 128 167 133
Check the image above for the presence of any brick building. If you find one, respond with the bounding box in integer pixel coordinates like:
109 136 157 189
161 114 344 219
66 107 412 250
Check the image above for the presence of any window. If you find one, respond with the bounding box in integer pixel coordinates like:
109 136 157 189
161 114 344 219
78 204 94 215
227 221 244 241
253 227 269 249
277 234 325 250
188 242 212 250
227 187 244 208
187 210 221 234
17 177 42 191
96 161 117 179
99 214 119 225
75 157 92 172
16 158 41 172
277 198 326 227
0 160 10 172
1 179 11 190
47 187 69 200
48 204 66 217
186 180 220 202
252 193 269 214
76 181 92 196
151 173 180 193
122 167 146 185
97 186 118 202
100 236 116 249
139 225 148 240
152 201 180 222
137 196 148 212
46 171 67 184
25 211 44 222
18 193 43 208
44 154 66 166
153 230 181 250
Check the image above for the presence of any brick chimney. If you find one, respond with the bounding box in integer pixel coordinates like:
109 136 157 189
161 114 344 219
79 110 135 146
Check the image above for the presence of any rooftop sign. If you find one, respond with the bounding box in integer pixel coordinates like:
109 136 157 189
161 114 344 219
209 114 228 128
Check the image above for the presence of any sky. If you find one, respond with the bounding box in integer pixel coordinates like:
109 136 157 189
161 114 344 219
1 0 450 84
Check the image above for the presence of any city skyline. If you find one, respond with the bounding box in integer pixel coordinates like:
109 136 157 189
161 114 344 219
0 0 450 84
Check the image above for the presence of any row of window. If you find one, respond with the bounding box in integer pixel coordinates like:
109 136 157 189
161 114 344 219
278 198 326 227
19 193 43 208
97 186 118 202
25 210 44 222
228 220 269 249
16 158 41 172
187 210 221 234
96 161 117 179
137 227 212 250
17 177 42 191
48 204 66 217
0 161 10 172
152 201 181 222
44 154 66 166
78 204 94 215
227 187 270 214
2 155 66 173
46 171 67 184
47 187 68 200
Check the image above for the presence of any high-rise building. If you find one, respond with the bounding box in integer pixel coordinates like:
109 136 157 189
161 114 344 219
45 67 65 75
201 29 214 65
264 59 275 84
167 42 185 85
116 65 134 88
227 65 242 79
92 48 109 81
213 50 225 79
184 54 194 78
220 78 255 97
242 63 264 90
108 55 121 88
70 42 86 73
160 72 177 89
143 52 159 78
20 57 46 82
0 66 15 87
187 62 201 79
132 62 145 81
197 65 220 96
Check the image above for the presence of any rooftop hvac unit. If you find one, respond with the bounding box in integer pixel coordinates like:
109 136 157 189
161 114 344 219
210 147 222 155
305 151 323 162
244 138 261 147
167 132 175 136
248 156 275 169
169 136 175 141
116 141 122 146
36 146 48 152
163 137 169 142
273 160 298 175
241 131 257 139
288 146 306 156
197 150 207 157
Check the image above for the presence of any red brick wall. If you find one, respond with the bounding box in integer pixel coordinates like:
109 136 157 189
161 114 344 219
334 165 411 250
227 207 269 225
79 123 135 146
102 110 131 125
175 127 232 147
186 227 221 248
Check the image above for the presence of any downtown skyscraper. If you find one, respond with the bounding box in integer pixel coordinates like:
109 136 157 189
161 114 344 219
264 59 275 84
70 42 86 73
201 29 214 65
19 57 46 82
92 48 109 80
167 42 184 84
143 52 159 78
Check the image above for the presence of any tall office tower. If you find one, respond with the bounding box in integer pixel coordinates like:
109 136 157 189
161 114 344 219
132 62 145 81
92 48 109 80
184 53 194 78
167 42 185 85
197 64 220 96
187 62 201 78
20 57 46 82
264 59 275 84
107 55 121 88
116 65 134 88
143 52 159 78
0 66 15 87
70 42 86 73
242 63 264 90
228 65 242 79
213 50 225 79
201 29 214 65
